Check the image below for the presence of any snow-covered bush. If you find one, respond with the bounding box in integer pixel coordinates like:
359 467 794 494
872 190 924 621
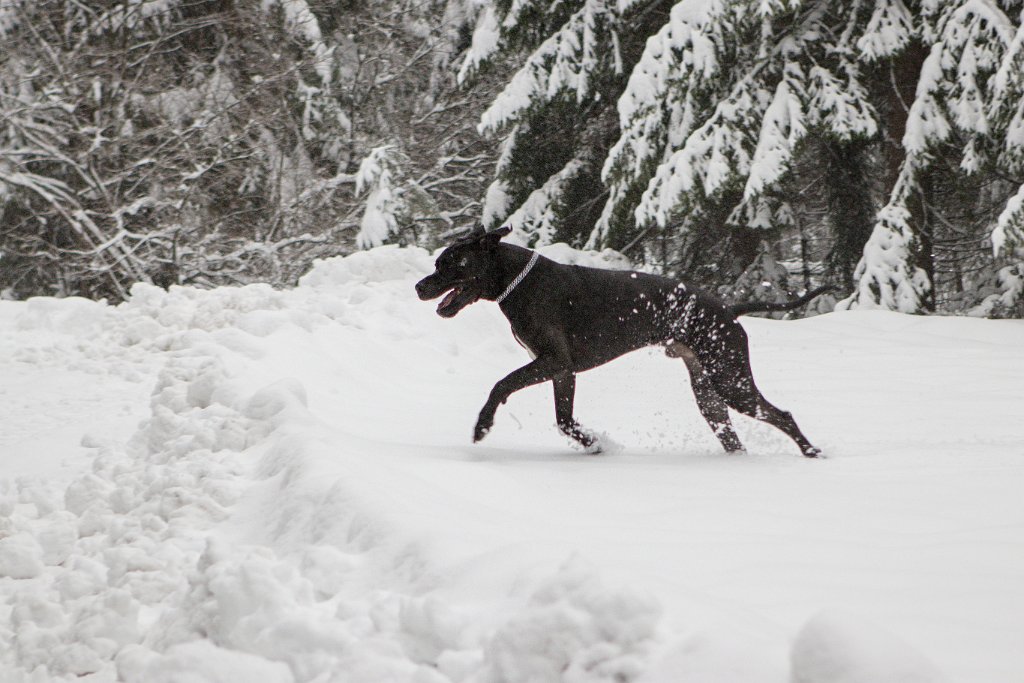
0 0 494 300
355 146 441 249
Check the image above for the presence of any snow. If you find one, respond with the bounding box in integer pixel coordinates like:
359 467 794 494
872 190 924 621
0 534 44 579
968 263 1024 317
791 610 949 683
992 181 1024 256
261 0 333 85
838 172 932 313
120 640 295 683
806 62 878 141
744 75 805 199
478 55 548 136
0 0 23 38
1 245 1023 682
481 178 512 230
857 0 914 61
458 5 500 85
904 1 1015 156
481 126 519 229
355 147 401 249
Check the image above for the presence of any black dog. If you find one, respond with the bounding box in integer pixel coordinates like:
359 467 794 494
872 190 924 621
416 226 827 457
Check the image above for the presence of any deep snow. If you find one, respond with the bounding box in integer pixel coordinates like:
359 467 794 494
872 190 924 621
1 245 1022 682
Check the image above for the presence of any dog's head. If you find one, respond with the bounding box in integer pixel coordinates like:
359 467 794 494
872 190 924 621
416 225 511 318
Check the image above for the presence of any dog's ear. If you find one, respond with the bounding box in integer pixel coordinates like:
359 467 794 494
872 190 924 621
482 225 512 248
451 223 487 247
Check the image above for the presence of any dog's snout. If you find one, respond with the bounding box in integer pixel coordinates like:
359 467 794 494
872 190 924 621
415 275 435 300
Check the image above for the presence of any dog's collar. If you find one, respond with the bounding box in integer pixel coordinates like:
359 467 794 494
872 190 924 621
495 251 539 304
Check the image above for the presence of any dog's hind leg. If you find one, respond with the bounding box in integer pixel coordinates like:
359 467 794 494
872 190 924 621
709 363 820 458
666 342 744 453
553 372 599 452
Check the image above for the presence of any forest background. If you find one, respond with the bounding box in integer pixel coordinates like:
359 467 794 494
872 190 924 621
2 0 1023 317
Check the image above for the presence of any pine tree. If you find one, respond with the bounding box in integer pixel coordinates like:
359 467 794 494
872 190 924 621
838 0 1023 312
470 0 1024 315
470 2 890 280
460 0 660 247
602 1 885 287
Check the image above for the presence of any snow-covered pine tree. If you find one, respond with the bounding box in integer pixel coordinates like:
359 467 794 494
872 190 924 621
355 146 442 249
356 147 403 249
472 1 885 281
600 1 884 281
460 0 658 248
979 1 1024 314
838 0 1024 312
472 0 1024 315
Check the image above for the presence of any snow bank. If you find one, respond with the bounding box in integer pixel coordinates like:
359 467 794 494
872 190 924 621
0 350 257 679
120 639 294 683
1 316 472 681
1 243 668 682
791 610 948 683
476 557 661 683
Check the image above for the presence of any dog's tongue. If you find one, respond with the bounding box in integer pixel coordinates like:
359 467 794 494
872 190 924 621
438 287 460 313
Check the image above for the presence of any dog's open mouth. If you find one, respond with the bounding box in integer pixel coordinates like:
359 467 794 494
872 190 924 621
437 285 479 318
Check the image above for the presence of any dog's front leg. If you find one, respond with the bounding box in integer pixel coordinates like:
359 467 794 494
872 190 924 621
553 373 598 451
474 358 558 442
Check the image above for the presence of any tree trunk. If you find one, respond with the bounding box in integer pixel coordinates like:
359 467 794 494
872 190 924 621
824 138 875 291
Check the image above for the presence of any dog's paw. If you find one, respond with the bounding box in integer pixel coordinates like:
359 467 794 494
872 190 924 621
473 415 493 443
587 431 623 455
575 429 599 453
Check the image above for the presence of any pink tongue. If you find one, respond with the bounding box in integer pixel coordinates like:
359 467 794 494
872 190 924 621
438 288 460 311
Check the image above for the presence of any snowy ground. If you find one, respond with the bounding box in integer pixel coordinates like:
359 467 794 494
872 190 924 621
1 245 1022 683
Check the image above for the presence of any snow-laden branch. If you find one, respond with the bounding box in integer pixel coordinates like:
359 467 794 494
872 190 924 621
478 0 620 135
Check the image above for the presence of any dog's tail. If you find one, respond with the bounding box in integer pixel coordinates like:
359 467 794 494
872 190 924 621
731 285 835 316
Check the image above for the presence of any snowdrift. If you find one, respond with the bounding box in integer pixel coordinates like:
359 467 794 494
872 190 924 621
1 245 1021 682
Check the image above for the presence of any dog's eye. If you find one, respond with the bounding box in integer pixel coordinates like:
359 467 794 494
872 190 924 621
458 257 469 268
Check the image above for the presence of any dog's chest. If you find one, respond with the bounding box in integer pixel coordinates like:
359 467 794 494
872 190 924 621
510 327 538 360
